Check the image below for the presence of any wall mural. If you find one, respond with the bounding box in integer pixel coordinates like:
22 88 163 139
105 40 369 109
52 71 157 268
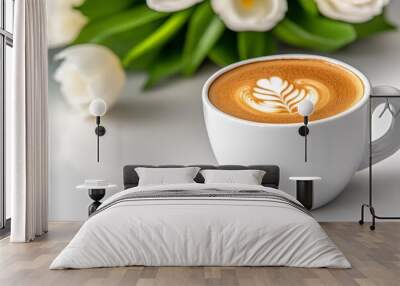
48 0 394 114
47 0 400 215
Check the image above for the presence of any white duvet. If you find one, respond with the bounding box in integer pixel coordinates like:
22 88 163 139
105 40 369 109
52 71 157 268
50 183 350 269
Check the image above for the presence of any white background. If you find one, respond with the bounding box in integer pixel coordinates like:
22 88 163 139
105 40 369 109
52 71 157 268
48 1 400 221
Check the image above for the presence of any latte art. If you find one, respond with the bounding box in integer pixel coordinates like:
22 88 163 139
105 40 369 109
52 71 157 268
240 76 320 114
208 59 364 124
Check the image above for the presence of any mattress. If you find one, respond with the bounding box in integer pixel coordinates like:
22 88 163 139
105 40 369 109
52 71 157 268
50 183 350 269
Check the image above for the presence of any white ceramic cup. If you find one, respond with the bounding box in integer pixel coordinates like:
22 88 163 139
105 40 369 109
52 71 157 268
202 54 400 208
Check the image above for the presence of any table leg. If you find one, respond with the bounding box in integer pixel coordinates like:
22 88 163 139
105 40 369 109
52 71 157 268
88 189 105 216
296 181 313 210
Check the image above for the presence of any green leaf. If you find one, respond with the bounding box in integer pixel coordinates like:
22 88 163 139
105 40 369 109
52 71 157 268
76 0 135 20
74 5 169 44
296 0 319 16
237 32 276 60
273 17 357 52
208 32 239 66
126 48 162 71
182 2 225 75
122 46 164 71
144 50 184 89
353 14 396 39
98 21 162 58
122 9 192 67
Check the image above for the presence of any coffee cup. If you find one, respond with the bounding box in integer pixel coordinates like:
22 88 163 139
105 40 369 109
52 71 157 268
202 54 400 208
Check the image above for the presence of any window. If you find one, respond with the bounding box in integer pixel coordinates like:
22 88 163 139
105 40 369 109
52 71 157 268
0 0 14 233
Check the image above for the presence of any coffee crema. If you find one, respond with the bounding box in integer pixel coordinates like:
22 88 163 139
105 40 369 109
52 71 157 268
208 59 364 124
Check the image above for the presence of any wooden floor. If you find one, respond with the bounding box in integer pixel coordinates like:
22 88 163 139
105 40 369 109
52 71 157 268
0 222 399 286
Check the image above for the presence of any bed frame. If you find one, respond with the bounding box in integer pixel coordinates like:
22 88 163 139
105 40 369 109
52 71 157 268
123 165 280 189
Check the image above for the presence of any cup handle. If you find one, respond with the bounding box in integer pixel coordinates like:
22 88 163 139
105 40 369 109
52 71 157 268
358 85 400 171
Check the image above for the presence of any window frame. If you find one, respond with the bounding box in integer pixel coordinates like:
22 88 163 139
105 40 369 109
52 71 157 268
0 0 14 233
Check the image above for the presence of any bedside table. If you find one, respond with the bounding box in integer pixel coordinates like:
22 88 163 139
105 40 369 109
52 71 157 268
289 177 321 210
76 180 117 216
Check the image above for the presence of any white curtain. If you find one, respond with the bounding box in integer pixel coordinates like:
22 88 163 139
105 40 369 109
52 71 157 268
8 0 48 242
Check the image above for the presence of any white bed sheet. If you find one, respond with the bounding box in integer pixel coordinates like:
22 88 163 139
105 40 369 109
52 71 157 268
50 183 350 269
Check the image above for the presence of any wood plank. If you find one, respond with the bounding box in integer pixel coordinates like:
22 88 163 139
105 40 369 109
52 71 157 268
0 222 399 286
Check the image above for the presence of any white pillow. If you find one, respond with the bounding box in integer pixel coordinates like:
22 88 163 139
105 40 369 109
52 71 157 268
200 169 266 185
135 167 200 186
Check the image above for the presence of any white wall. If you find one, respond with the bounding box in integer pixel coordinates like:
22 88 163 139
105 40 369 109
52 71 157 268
48 2 400 222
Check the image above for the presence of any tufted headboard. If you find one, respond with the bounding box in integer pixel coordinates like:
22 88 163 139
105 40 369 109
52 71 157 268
123 165 280 189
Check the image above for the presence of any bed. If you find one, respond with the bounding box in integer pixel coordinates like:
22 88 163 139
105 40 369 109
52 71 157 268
50 165 350 269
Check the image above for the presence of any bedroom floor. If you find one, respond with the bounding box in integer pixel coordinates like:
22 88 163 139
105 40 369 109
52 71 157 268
0 222 399 286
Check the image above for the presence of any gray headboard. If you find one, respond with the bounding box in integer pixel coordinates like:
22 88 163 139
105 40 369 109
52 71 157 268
123 165 280 189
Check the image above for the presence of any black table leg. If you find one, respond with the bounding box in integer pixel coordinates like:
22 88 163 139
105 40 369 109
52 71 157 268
88 189 105 216
296 181 313 210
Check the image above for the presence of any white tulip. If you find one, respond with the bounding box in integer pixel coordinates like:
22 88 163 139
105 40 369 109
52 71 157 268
314 0 390 23
47 0 87 48
211 0 287 32
54 44 126 116
146 0 203 12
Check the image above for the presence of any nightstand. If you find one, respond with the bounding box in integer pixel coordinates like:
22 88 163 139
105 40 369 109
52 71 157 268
76 180 117 216
289 177 321 210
